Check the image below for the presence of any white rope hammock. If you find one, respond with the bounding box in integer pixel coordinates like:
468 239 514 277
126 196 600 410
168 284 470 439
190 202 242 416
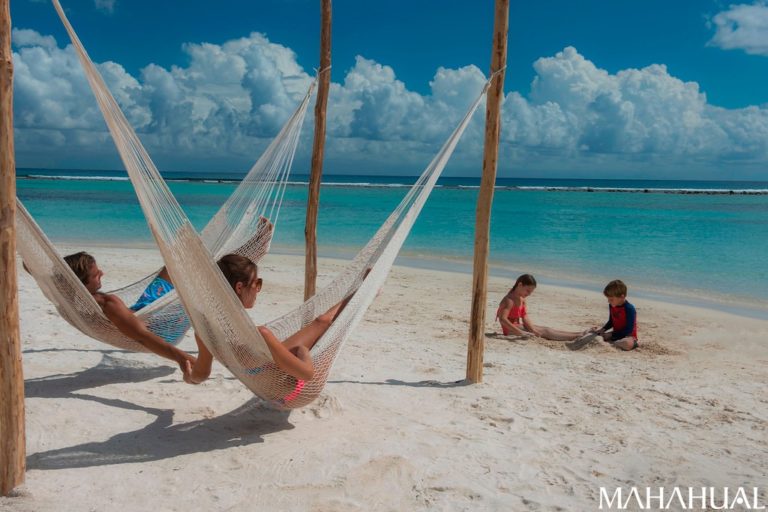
16 200 273 350
14 1 315 350
124 72 493 408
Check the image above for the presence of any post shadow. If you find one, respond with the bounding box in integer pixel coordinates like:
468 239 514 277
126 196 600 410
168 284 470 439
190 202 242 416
329 378 471 388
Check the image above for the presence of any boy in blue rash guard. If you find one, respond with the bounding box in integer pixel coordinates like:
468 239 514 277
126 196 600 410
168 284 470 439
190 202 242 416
592 279 639 351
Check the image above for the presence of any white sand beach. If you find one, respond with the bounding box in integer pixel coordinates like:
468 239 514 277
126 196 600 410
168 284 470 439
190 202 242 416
2 246 767 511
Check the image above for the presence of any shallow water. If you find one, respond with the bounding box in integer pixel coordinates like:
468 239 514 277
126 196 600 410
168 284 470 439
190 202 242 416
17 170 768 315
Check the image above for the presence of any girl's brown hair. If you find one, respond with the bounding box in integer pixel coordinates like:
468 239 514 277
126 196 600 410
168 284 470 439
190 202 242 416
217 254 257 289
512 273 537 291
63 251 96 285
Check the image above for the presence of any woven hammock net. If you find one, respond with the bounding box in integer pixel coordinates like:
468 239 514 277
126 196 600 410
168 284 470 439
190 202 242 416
46 0 491 408
14 0 315 351
123 79 490 408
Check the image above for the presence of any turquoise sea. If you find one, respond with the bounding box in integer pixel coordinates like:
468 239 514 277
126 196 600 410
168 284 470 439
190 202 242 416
16 168 768 319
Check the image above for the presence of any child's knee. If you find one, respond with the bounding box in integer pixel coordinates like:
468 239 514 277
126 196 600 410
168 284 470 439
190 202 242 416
616 338 638 351
315 312 334 327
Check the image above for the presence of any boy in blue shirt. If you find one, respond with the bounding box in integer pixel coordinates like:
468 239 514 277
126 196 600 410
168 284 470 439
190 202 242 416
594 279 638 351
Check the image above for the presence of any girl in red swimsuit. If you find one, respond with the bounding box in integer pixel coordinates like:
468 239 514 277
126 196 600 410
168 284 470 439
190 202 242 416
497 274 584 341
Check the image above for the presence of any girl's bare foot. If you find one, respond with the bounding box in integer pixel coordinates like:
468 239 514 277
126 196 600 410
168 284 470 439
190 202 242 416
183 359 211 384
179 354 201 384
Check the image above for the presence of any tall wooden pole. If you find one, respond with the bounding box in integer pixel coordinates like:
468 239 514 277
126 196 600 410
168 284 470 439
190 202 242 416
467 0 509 383
304 0 332 300
0 0 26 496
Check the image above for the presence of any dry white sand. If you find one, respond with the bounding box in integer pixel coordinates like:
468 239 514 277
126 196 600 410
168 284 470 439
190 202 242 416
2 246 767 511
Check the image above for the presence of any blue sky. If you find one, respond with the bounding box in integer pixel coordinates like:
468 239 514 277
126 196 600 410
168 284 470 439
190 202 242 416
9 0 768 179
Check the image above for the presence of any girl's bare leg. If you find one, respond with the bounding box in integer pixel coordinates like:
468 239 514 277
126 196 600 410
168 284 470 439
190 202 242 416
533 325 583 341
280 273 365 352
279 316 333 353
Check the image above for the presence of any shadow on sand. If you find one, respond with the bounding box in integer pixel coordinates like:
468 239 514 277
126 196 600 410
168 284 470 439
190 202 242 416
25 353 177 398
26 354 293 470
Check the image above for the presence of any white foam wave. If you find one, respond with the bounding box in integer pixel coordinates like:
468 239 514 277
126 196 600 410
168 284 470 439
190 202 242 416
24 174 129 181
511 186 768 195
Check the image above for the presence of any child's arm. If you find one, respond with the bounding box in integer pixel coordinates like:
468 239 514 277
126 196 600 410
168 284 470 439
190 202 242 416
99 293 195 374
498 300 530 337
506 322 531 337
596 312 613 334
521 315 541 337
258 325 315 381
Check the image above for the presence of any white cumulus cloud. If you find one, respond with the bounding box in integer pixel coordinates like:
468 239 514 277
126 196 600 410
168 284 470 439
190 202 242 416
708 2 768 56
498 47 768 171
12 28 57 49
9 29 768 178
12 29 316 169
328 56 485 144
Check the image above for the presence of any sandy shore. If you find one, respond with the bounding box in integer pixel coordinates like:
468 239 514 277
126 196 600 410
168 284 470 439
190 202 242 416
2 246 767 511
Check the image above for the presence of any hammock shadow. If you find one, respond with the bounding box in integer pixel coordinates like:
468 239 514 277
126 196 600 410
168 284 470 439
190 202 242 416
27 396 292 470
25 353 177 398
330 378 472 388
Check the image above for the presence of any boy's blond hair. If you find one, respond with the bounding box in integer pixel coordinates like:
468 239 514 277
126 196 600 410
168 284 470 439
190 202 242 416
603 279 628 297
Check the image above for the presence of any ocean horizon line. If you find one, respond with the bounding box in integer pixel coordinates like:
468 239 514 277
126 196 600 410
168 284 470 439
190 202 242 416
16 168 768 195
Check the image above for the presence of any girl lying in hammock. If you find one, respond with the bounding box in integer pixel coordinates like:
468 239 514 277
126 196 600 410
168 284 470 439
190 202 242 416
184 254 356 384
63 251 196 378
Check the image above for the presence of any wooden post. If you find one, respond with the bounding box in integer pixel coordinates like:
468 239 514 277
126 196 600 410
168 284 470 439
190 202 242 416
467 0 509 383
0 0 26 496
304 0 332 300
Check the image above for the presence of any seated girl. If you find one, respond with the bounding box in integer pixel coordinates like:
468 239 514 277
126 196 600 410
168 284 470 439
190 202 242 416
185 254 354 384
497 274 583 341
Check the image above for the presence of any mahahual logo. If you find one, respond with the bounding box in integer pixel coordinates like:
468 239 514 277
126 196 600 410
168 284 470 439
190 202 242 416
599 487 766 510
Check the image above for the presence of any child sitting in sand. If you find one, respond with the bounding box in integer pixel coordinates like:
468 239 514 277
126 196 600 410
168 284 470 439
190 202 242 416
63 251 195 377
496 274 584 341
590 279 638 351
185 254 359 384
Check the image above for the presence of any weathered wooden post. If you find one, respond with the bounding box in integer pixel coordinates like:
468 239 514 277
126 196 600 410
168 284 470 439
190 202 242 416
467 0 509 383
0 0 26 495
304 0 332 300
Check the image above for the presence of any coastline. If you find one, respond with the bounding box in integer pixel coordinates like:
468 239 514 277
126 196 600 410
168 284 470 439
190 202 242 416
6 244 768 511
19 174 768 309
44 240 768 321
